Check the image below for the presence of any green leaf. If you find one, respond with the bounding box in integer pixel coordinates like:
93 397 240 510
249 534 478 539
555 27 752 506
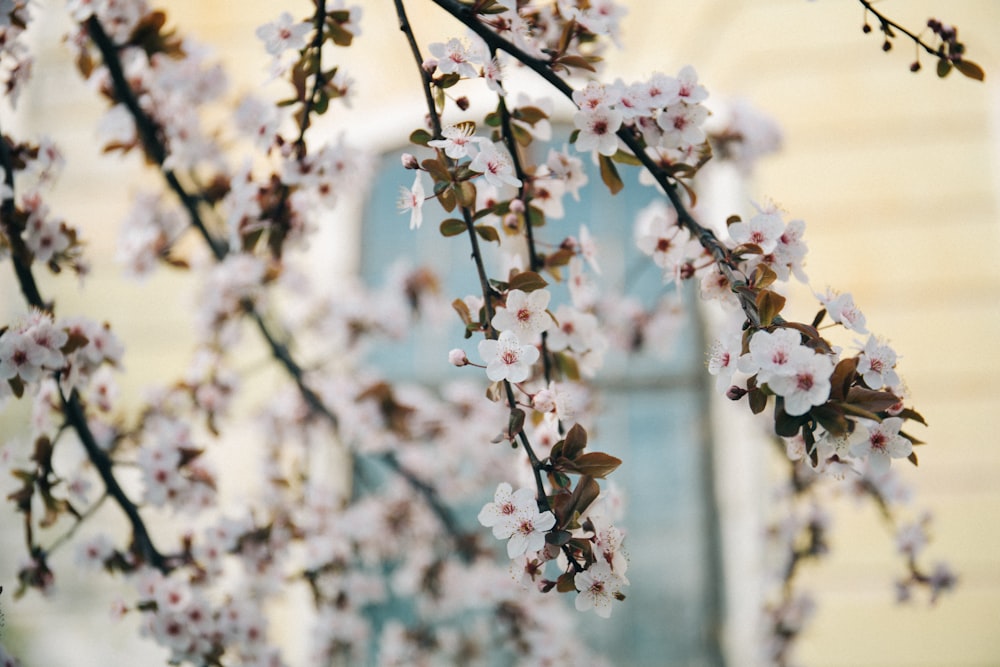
954 59 985 81
435 72 461 89
439 218 466 237
513 105 549 126
937 58 953 78
438 186 456 213
456 180 477 208
598 154 624 195
508 271 547 292
409 129 432 146
475 224 500 244
610 149 642 166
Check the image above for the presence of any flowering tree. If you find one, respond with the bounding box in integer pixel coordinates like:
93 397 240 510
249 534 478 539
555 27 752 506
0 1 981 665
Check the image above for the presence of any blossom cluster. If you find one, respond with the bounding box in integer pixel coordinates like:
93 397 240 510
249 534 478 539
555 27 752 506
0 0 963 665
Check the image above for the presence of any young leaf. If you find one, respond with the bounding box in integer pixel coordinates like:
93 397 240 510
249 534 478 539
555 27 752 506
954 59 985 81
439 218 467 237
598 154 624 195
508 271 548 292
572 451 622 479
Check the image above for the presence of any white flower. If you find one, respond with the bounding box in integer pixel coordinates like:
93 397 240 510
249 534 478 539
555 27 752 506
656 102 708 149
707 332 742 393
428 38 480 79
255 12 312 56
676 65 708 104
478 483 554 558
574 561 628 618
469 142 522 189
428 123 481 159
505 507 556 558
820 290 868 333
397 171 427 230
765 348 834 416
728 210 785 255
739 328 804 382
857 335 899 389
0 330 47 383
491 289 552 338
850 417 912 476
573 106 622 156
478 331 539 383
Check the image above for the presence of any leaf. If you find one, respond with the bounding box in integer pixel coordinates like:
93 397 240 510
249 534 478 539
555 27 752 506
773 403 806 438
508 270 548 292
895 407 928 426
845 387 901 413
748 386 768 414
812 404 849 438
828 357 859 401
597 154 624 195
567 475 601 520
555 54 597 73
610 149 642 166
953 59 985 81
572 452 622 479
563 423 588 459
421 158 450 183
755 289 786 327
438 186 456 213
907 451 919 466
435 72 461 89
409 129 432 147
475 224 500 244
508 408 525 439
513 105 549 126
556 571 577 593
456 180 477 208
545 529 572 546
439 218 467 237
937 58 953 78
552 350 580 381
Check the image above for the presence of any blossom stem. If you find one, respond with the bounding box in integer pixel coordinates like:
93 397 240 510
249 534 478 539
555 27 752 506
428 0 764 330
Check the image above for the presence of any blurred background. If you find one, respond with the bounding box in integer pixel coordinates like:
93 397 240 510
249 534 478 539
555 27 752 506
1 1 998 665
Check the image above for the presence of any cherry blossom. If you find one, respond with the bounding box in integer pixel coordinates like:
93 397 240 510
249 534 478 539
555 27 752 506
765 348 835 416
477 330 539 383
857 335 900 389
469 142 522 189
574 561 628 618
850 417 913 476
573 106 623 156
490 288 553 338
398 170 427 230
255 12 312 57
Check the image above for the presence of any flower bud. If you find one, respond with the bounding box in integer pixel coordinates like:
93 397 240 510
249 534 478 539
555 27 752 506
421 58 438 73
726 385 747 401
532 388 555 413
401 153 419 169
509 198 525 214
449 348 468 366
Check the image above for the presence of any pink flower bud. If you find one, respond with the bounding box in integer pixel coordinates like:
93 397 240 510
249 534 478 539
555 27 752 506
509 198 525 214
401 153 419 169
449 348 468 366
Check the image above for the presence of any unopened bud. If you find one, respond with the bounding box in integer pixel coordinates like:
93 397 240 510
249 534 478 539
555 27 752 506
509 198 525 214
401 153 419 169
449 348 468 366
532 388 556 413
909 61 921 72
882 40 892 52
422 58 438 74
456 96 470 111
726 385 747 401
